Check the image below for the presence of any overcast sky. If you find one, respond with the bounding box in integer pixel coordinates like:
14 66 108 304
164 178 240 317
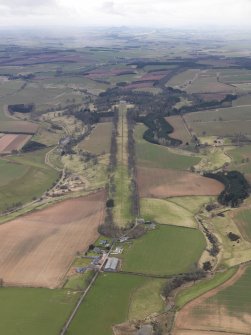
0 0 251 28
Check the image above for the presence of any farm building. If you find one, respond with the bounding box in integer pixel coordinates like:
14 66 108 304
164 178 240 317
104 257 119 272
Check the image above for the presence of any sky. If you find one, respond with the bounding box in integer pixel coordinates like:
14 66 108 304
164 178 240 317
0 0 251 28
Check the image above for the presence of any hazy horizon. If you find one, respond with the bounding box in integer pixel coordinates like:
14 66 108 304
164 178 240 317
0 0 251 29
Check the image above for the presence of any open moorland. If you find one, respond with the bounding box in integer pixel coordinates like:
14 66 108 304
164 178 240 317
0 191 105 288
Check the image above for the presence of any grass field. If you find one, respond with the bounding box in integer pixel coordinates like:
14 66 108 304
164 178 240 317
228 144 251 174
184 106 251 137
167 69 200 88
128 278 165 320
0 149 58 211
135 124 200 170
211 213 251 267
235 208 251 242
68 273 147 335
79 122 112 155
169 196 215 213
112 103 133 227
186 74 234 94
140 198 197 228
185 106 251 122
122 225 206 275
0 287 79 335
0 159 28 187
194 146 231 171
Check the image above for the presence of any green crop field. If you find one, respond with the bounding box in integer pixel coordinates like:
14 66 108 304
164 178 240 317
135 124 200 170
68 273 146 335
122 225 206 275
140 198 197 228
0 287 79 335
0 149 58 212
128 278 165 320
0 159 28 187
235 208 251 241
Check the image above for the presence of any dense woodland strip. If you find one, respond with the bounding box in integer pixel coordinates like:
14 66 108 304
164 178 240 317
205 171 250 207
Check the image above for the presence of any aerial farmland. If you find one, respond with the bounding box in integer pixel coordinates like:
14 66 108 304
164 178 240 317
1 10 251 335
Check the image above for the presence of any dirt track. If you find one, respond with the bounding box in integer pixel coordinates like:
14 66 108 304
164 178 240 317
0 191 105 288
137 167 224 198
173 266 250 335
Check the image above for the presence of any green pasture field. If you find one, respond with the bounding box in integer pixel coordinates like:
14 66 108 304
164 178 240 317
185 106 251 123
122 225 206 275
0 82 84 113
135 124 200 170
233 94 251 106
140 198 197 228
128 278 165 320
235 208 251 242
228 145 251 174
167 69 200 87
175 267 237 309
0 149 58 211
0 159 28 187
186 75 234 94
211 214 251 267
33 122 62 146
184 118 251 137
169 196 215 213
0 287 79 335
207 265 251 315
79 122 112 155
68 273 147 335
0 79 25 98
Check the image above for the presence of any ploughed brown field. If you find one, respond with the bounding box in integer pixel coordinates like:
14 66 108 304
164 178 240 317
137 167 224 198
0 191 105 288
173 266 249 335
0 134 31 154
